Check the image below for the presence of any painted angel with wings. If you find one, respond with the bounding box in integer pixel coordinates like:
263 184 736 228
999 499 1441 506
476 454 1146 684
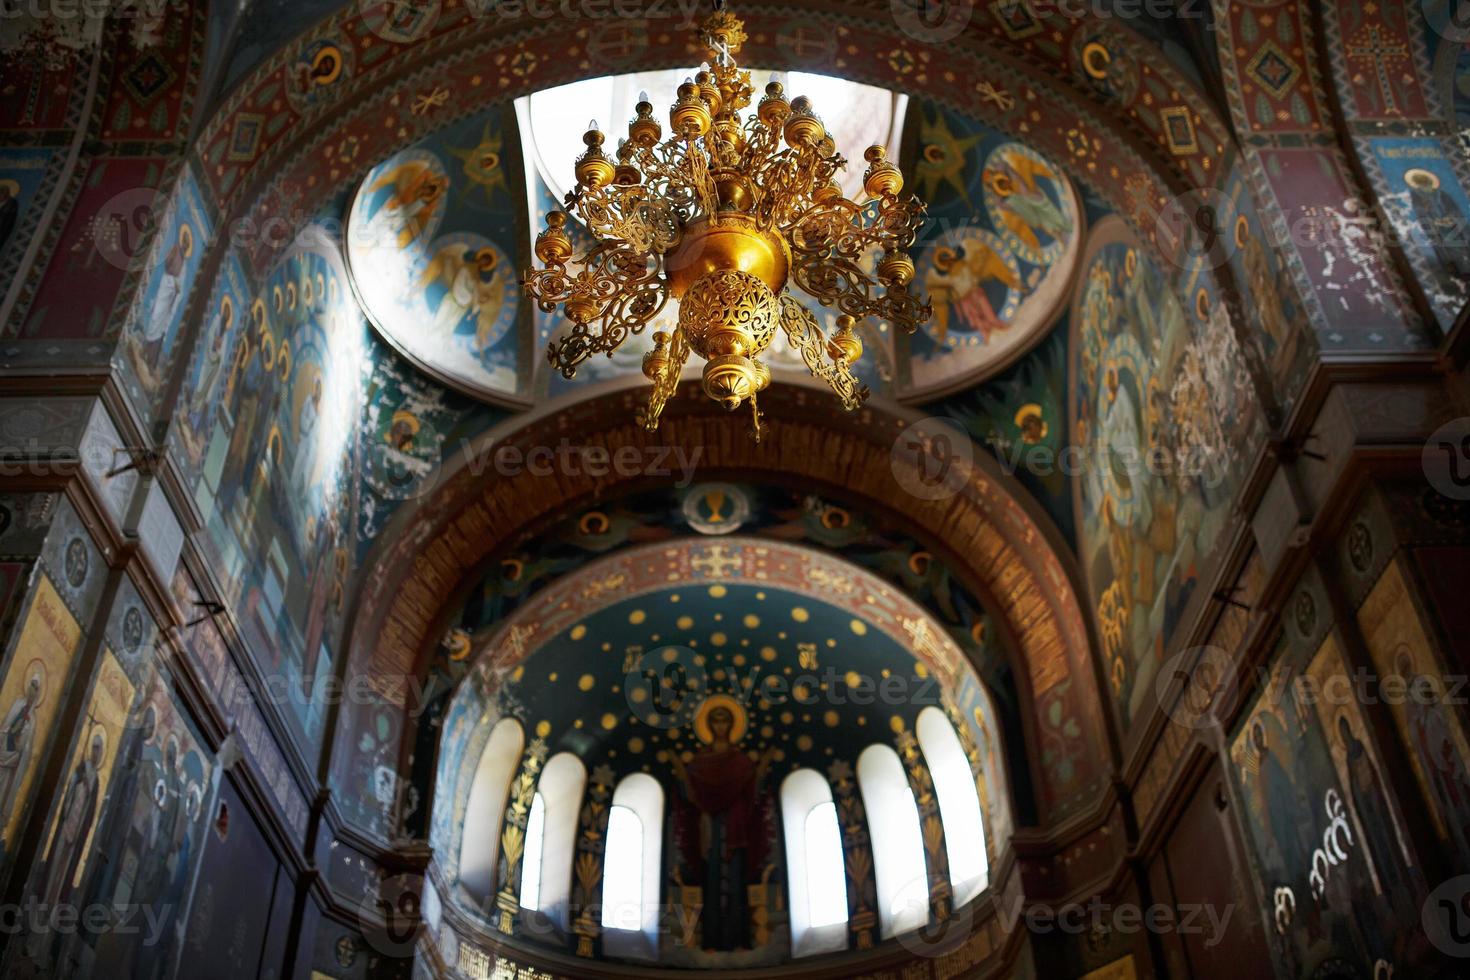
420 244 509 349
985 153 1073 254
368 160 447 251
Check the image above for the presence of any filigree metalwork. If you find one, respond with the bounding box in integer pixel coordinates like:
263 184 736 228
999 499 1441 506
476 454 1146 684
522 5 930 437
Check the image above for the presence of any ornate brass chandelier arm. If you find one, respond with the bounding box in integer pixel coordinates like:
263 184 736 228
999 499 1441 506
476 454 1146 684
637 326 691 431
535 242 667 377
778 295 869 411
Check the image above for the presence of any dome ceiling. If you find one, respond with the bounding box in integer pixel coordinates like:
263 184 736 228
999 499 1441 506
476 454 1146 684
345 78 1082 407
444 536 1005 800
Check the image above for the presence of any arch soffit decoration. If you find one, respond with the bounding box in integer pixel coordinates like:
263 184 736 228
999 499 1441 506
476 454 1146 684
196 0 1234 264
452 534 993 703
342 382 1109 821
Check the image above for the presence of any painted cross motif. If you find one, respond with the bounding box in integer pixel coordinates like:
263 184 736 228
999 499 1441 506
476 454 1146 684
691 544 741 578
1345 24 1409 116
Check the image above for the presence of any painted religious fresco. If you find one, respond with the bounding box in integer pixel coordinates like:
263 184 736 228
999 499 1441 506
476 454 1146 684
1357 559 1470 876
343 480 1068 848
10 157 164 347
939 332 1073 542
901 104 1082 400
171 250 248 484
432 537 1009 967
356 347 507 546
185 235 365 744
14 649 133 974
1218 166 1313 413
0 147 55 279
1363 136 1470 330
7 655 220 978
1070 218 1262 731
346 110 527 404
116 167 212 421
1229 636 1432 977
0 575 85 871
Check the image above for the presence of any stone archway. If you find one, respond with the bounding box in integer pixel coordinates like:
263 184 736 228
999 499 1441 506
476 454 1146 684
338 379 1111 828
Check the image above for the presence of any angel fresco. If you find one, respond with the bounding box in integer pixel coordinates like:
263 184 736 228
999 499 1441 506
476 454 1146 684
983 144 1074 264
923 235 1020 347
364 157 448 252
420 242 513 350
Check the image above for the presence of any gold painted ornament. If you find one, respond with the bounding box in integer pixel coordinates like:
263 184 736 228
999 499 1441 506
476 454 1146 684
524 4 930 440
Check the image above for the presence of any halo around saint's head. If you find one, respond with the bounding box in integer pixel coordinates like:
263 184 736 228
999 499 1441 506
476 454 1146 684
693 694 748 745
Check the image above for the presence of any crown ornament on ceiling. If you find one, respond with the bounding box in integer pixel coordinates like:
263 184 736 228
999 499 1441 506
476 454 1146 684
523 3 931 441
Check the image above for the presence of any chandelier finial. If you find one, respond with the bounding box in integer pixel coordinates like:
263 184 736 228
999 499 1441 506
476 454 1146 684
700 7 746 59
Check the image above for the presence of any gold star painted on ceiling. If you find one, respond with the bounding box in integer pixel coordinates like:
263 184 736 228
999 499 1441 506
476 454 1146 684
914 110 983 207
447 121 509 204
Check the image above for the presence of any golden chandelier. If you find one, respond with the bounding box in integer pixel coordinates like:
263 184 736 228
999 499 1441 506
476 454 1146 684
523 6 931 440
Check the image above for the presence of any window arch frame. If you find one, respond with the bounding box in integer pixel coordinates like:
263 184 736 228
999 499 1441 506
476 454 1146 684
458 718 525 908
600 772 664 960
916 706 990 906
518 751 587 938
780 768 849 957
856 743 930 938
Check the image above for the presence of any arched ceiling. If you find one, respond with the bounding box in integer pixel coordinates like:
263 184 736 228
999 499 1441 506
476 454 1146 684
444 536 1005 790
341 73 1085 406
340 383 1110 825
197 0 1235 270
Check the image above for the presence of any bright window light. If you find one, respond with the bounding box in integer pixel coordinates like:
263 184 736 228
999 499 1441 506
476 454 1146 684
520 69 905 205
601 805 644 931
520 792 546 910
804 800 848 928
917 707 989 905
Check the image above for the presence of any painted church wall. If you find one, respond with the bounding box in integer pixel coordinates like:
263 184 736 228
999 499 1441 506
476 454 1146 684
0 522 222 980
1326 1 1470 333
114 165 213 427
1146 760 1273 980
0 498 105 889
1358 557 1470 879
175 776 286 980
1070 217 1266 734
2 2 206 374
1227 630 1434 977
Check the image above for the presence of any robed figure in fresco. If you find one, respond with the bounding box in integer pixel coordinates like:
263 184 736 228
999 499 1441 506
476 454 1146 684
0 670 43 847
670 696 775 952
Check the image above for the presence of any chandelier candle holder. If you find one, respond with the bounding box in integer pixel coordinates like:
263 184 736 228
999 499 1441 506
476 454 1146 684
523 6 931 441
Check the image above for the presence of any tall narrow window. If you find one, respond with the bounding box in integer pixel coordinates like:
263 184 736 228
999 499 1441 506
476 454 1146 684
601 773 663 960
522 751 585 934
459 718 524 907
856 743 929 938
917 707 989 905
780 768 848 956
601 805 643 929
520 792 546 910
804 803 846 926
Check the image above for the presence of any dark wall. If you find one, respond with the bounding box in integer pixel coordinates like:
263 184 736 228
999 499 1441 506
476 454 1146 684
176 776 289 980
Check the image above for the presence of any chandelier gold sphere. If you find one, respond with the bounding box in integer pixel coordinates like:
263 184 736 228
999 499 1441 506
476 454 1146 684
523 4 931 440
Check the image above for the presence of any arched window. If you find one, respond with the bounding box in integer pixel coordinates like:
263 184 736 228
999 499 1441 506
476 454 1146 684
856 743 929 938
917 707 989 905
519 751 586 935
601 773 664 960
780 769 849 957
521 793 546 911
459 718 524 907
